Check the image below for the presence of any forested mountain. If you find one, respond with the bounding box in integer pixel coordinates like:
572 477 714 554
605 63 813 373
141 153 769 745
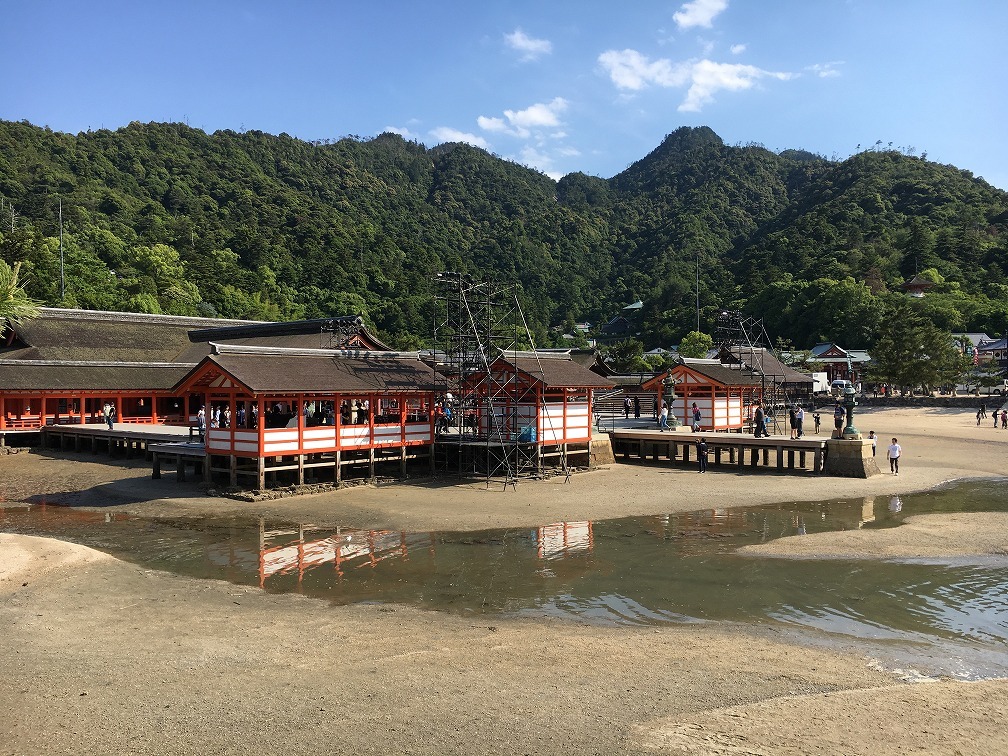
2 120 1006 351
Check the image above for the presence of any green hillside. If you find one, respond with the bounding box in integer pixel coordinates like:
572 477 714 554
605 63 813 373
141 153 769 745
2 120 1006 350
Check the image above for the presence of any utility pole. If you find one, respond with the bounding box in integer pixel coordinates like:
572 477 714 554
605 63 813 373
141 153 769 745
59 197 65 300
695 249 700 332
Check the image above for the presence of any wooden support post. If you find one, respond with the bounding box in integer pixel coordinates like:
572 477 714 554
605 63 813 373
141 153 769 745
762 448 769 465
777 446 785 468
297 454 305 485
368 447 375 481
152 453 161 480
730 446 736 464
203 453 211 483
787 449 795 468
400 447 406 479
799 450 807 469
814 447 823 473
335 450 342 484
749 447 758 467
257 456 265 490
177 455 187 482
230 455 238 487
682 443 691 464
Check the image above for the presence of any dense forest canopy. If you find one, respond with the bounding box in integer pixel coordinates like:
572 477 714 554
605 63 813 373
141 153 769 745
2 120 1006 352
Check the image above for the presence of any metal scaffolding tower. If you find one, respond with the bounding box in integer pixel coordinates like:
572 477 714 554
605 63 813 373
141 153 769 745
713 310 787 432
431 272 568 489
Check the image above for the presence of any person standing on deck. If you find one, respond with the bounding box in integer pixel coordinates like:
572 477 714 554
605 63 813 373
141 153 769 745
633 396 641 419
796 405 805 437
658 400 670 431
197 406 206 442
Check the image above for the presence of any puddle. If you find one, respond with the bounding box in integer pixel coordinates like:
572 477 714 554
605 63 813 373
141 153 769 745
3 480 1008 680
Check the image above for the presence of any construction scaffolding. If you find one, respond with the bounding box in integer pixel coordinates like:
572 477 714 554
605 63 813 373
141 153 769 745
320 316 365 350
713 310 788 433
431 272 569 489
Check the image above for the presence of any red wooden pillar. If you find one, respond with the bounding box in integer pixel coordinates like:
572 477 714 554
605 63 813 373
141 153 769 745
296 393 305 451
0 395 5 431
151 394 158 425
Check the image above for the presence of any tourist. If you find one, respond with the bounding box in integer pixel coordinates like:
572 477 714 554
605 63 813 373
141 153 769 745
977 407 983 426
697 437 708 473
1002 409 1007 429
796 405 805 437
658 400 670 431
813 411 821 434
652 397 659 420
995 409 1000 429
691 402 701 431
753 402 766 437
980 402 987 419
887 437 902 475
788 406 797 439
197 406 206 441
623 397 631 419
833 401 845 436
633 396 640 419
868 430 877 457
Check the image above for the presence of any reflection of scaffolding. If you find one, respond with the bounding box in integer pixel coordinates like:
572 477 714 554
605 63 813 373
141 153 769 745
432 272 568 489
713 310 787 432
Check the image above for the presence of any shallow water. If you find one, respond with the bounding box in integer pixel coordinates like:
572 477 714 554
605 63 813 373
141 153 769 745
3 480 1008 680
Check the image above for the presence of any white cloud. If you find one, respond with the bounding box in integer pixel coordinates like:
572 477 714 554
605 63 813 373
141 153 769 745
599 49 792 111
476 115 509 133
807 61 843 78
673 0 728 30
384 125 418 139
429 127 490 149
681 60 791 111
597 49 689 90
477 97 568 139
730 43 746 55
504 28 552 61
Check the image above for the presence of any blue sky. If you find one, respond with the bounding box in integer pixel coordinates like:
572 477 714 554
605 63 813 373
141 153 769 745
3 1 1007 189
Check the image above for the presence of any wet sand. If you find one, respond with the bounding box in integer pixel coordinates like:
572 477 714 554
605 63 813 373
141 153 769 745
2 405 1008 754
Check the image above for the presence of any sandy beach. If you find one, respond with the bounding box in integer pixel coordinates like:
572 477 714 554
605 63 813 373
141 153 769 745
2 405 1008 754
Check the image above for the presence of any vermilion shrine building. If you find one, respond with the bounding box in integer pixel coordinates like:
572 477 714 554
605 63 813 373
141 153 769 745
1 308 612 488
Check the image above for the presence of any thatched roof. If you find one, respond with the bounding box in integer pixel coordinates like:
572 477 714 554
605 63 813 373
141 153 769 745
0 361 191 392
176 351 437 395
3 308 257 363
496 355 615 389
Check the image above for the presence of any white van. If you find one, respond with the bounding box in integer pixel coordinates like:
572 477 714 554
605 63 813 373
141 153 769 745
830 380 854 398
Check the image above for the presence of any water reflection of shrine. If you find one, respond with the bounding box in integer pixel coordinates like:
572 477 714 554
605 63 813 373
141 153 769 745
251 520 597 589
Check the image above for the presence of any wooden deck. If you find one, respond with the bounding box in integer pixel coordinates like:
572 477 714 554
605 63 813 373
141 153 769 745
608 427 826 473
149 442 207 482
40 423 195 458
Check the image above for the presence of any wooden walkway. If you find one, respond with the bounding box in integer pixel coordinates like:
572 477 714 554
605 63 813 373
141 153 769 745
40 423 195 458
609 428 826 473
149 442 207 482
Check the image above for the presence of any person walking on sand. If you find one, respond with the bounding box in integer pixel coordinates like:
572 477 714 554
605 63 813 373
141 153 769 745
813 411 821 435
888 437 902 475
995 409 1000 429
868 430 877 457
977 407 983 426
697 437 708 473
1002 409 1007 429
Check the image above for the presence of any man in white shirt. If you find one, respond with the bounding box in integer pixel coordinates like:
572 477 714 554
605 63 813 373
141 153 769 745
887 437 902 475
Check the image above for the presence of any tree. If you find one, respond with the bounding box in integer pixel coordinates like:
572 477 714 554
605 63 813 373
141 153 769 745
678 331 713 358
603 338 647 374
869 305 961 392
0 260 42 335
